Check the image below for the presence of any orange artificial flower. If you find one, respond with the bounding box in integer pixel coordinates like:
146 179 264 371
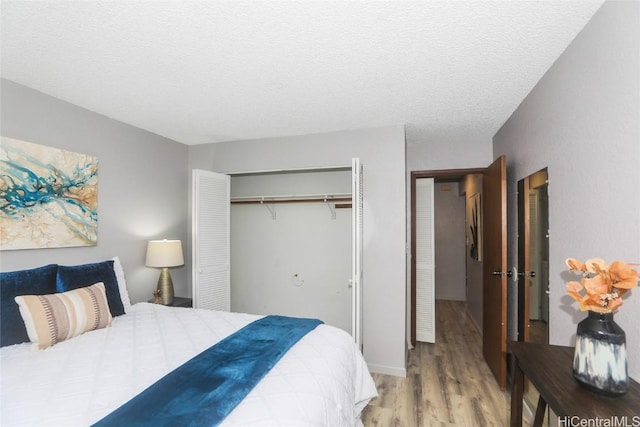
566 258 586 272
565 257 638 313
609 261 640 289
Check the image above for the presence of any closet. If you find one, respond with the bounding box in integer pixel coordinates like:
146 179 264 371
192 159 363 348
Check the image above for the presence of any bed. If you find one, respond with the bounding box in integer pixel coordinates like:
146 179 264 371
0 259 377 426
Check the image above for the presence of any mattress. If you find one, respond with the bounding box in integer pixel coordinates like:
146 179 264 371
1 303 377 426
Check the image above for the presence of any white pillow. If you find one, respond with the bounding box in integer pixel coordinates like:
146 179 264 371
111 257 132 311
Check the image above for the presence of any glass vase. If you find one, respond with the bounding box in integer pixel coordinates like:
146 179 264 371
572 310 628 396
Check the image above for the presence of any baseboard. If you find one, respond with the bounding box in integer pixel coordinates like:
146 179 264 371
368 363 407 377
466 305 482 334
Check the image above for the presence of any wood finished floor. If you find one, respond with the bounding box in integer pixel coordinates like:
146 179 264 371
361 300 511 427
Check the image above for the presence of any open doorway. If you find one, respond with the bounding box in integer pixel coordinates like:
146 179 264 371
410 168 484 346
411 156 508 390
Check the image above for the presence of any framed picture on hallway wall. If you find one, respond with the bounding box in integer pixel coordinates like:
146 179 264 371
468 193 482 261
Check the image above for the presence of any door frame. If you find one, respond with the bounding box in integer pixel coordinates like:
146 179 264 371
517 177 530 343
410 168 485 346
223 162 362 344
517 168 549 343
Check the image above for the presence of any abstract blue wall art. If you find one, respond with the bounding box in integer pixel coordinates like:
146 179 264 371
0 137 98 250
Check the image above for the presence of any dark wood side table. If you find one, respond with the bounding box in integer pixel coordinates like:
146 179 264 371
510 341 640 427
171 297 193 308
147 296 192 308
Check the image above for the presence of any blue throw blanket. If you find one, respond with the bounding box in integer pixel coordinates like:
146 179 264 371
92 315 323 427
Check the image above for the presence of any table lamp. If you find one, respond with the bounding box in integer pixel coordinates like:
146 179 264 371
145 239 184 305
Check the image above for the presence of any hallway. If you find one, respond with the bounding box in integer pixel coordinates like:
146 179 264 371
361 300 511 426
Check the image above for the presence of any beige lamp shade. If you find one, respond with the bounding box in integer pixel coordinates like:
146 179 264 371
145 239 184 268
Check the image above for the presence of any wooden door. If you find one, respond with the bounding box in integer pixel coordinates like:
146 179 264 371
482 155 507 390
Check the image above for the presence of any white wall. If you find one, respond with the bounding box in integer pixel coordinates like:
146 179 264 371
0 79 189 304
494 1 640 379
434 182 466 301
189 125 407 376
230 170 352 333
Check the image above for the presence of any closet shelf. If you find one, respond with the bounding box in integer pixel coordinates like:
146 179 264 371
231 194 352 220
230 193 351 205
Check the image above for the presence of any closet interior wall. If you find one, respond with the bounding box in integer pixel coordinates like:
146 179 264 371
230 169 353 333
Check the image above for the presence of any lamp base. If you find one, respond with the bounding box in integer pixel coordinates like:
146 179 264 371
157 267 174 305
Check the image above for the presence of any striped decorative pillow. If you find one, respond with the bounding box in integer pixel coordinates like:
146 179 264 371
14 282 113 350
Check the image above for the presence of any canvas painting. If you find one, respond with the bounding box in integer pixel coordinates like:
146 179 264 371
468 192 482 261
0 137 98 250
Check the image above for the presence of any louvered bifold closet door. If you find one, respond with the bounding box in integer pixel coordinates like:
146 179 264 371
351 158 363 351
415 178 435 343
192 169 230 311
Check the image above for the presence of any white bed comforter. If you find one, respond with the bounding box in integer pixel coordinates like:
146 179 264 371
1 303 377 426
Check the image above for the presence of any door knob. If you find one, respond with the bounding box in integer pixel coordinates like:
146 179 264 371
518 271 536 278
492 270 513 277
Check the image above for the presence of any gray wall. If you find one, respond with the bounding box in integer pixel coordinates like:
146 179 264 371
434 182 466 301
494 1 640 379
189 125 407 376
0 79 189 305
406 137 493 173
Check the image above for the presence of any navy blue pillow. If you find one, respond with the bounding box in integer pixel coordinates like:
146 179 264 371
56 260 125 317
1 264 58 347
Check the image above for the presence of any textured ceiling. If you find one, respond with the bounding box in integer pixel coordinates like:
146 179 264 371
1 1 604 146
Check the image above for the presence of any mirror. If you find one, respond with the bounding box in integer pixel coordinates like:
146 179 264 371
517 167 550 420
527 176 549 344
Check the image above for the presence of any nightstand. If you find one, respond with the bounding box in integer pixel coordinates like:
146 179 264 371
148 296 192 307
171 297 193 308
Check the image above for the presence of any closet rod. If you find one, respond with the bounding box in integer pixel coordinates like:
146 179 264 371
231 197 352 205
